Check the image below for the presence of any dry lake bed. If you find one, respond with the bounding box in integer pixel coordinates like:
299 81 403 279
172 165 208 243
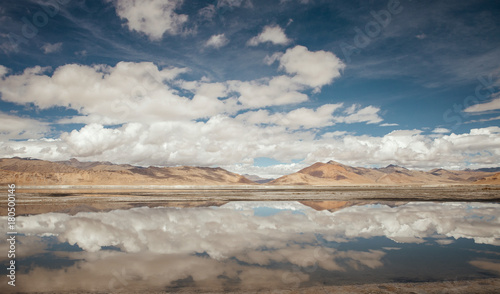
1 185 500 293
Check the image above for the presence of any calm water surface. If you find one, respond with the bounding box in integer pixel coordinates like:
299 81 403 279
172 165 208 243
1 201 500 292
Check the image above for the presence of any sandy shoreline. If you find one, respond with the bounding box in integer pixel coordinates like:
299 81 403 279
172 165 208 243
6 278 499 293
170 278 500 293
1 185 499 216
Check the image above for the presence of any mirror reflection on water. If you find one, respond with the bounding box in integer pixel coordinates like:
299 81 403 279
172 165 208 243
1 201 500 293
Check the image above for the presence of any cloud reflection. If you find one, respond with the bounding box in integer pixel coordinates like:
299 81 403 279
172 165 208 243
1 201 499 292
13 201 499 253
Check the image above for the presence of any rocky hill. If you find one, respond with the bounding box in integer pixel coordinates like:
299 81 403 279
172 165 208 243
270 160 498 186
243 174 274 184
474 172 500 185
0 157 254 186
1 157 498 186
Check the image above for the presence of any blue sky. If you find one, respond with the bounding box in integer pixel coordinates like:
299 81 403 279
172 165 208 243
0 0 499 177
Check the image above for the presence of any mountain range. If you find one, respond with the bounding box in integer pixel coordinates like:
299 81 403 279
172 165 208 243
270 160 500 185
1 157 499 186
0 157 252 186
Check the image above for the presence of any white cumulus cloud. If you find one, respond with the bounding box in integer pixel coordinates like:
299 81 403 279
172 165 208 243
111 0 188 40
2 121 500 177
278 45 346 89
432 128 451 134
236 104 342 129
205 33 229 48
41 42 62 54
334 105 383 124
247 25 291 46
0 112 50 140
0 62 237 124
235 103 383 129
0 65 8 77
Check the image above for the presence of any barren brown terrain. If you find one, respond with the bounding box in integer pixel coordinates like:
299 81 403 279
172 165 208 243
1 157 499 187
475 172 500 185
1 157 499 217
0 157 253 186
270 160 498 185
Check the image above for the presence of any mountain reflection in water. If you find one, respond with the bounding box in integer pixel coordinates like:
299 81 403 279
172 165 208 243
1 201 500 292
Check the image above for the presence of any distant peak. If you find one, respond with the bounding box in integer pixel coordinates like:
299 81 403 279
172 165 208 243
326 160 342 165
385 164 408 170
12 156 39 161
69 158 80 163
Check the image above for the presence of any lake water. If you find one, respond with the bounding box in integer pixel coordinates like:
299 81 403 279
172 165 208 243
2 201 500 292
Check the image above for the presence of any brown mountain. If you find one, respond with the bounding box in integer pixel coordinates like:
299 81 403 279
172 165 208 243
474 172 500 185
2 157 498 186
270 160 498 186
429 168 494 182
243 174 274 184
0 157 254 186
0 157 81 173
269 161 374 185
